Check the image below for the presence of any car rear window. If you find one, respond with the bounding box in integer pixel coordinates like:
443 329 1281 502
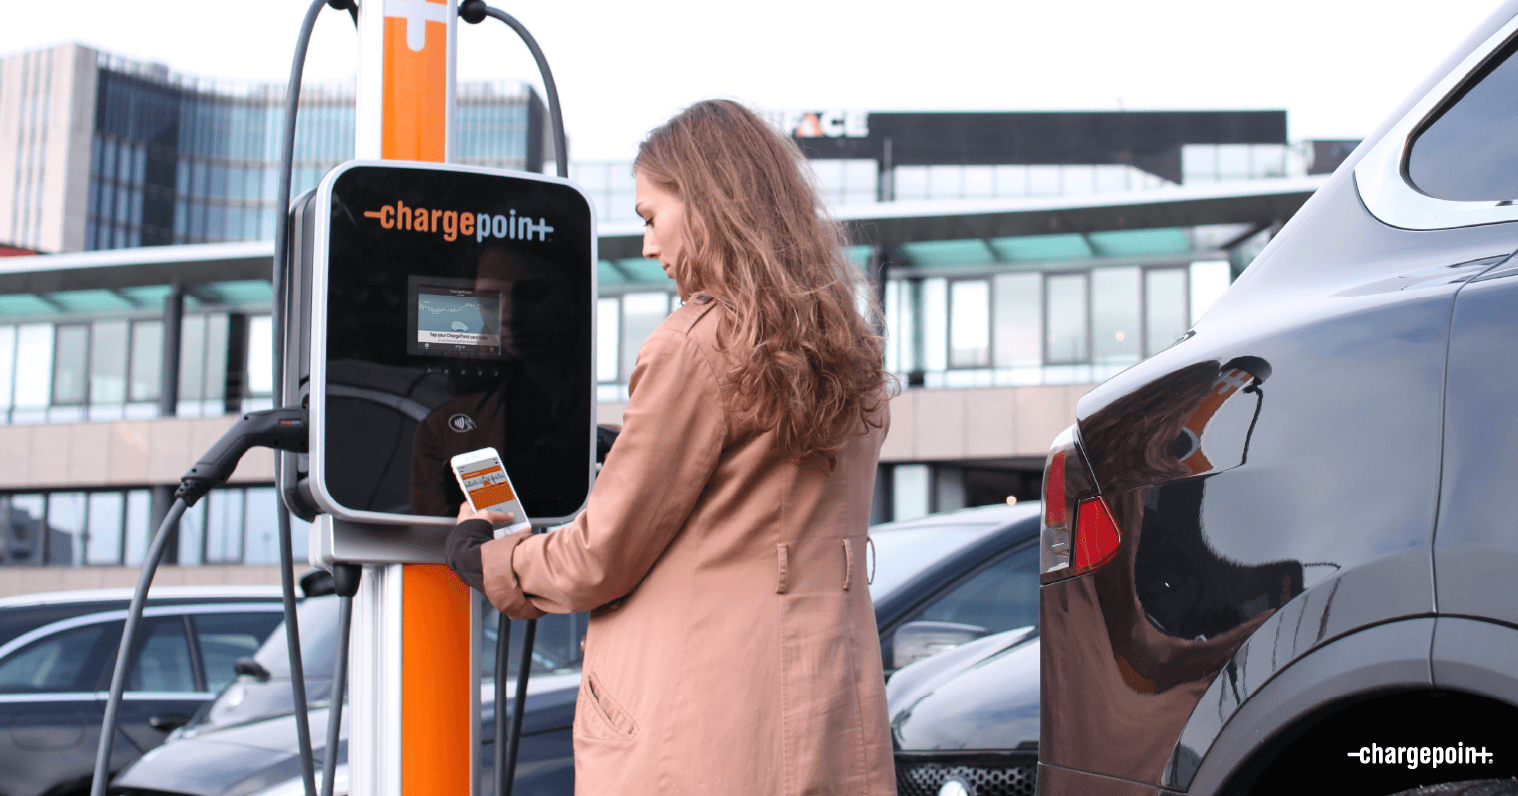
1408 34 1518 201
868 523 1001 600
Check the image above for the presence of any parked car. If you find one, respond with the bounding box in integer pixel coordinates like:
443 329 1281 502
0 586 287 796
114 501 1044 796
887 628 1039 796
1038 4 1518 794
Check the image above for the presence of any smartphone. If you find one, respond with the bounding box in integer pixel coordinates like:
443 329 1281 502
450 447 532 536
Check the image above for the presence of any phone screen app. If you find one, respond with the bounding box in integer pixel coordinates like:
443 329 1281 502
461 460 515 509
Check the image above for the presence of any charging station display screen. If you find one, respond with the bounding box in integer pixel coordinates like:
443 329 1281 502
409 278 505 357
307 162 595 522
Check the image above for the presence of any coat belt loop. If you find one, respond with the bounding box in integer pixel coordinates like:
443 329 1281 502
776 543 789 594
841 538 853 591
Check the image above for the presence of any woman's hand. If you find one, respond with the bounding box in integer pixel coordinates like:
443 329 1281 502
455 502 517 527
446 503 518 594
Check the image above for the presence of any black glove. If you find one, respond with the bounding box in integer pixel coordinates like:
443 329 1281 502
444 518 495 594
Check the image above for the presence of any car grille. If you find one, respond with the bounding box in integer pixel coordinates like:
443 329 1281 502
895 760 1037 796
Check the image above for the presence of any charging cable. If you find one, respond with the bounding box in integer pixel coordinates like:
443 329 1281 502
269 3 355 796
88 3 345 796
88 409 310 796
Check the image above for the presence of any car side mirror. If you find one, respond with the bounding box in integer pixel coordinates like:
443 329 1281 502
892 620 990 669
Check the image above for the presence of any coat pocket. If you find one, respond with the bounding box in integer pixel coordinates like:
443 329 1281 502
582 671 639 739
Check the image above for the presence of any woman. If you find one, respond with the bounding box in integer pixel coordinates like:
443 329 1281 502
445 99 897 795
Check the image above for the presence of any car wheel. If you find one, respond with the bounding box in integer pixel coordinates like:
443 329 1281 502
1387 780 1518 796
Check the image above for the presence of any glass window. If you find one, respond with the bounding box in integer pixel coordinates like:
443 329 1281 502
1216 145 1251 180
246 316 273 396
596 298 620 383
620 293 670 382
892 464 931 523
243 487 281 565
177 500 206 565
52 325 89 406
1028 165 1061 196
46 492 86 566
948 280 990 368
89 320 130 405
179 314 207 403
123 490 152 567
3 495 45 566
127 618 196 693
203 314 229 403
922 278 948 372
0 326 13 411
193 612 281 693
1408 37 1518 202
1091 267 1141 367
1045 273 1089 365
129 320 163 403
0 622 110 693
910 545 1040 635
86 492 123 565
206 488 244 563
1145 268 1190 356
992 273 1041 369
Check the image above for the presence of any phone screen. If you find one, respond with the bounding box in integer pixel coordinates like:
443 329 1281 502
454 451 531 533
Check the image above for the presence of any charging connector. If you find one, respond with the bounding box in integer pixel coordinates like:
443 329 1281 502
90 408 312 796
178 407 309 506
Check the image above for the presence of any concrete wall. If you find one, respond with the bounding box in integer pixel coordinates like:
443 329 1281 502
0 415 274 490
879 384 1087 463
0 564 283 599
0 43 96 253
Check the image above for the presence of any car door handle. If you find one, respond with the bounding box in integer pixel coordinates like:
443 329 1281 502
149 712 194 731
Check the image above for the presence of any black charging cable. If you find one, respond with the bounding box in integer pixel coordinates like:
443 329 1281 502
269 3 355 796
459 4 567 793
88 409 310 796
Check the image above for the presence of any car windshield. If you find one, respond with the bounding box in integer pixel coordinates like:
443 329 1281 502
868 521 1004 600
253 596 340 680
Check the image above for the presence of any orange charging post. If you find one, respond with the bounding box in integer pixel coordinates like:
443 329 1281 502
350 2 473 795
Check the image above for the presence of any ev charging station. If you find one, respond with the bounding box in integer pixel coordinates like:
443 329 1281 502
87 4 594 795
280 6 597 795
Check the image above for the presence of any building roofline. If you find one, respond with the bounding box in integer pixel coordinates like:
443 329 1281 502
0 176 1327 292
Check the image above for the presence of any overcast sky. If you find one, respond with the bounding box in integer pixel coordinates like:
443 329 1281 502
2 0 1510 160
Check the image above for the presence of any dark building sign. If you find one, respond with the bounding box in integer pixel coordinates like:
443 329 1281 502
784 110 1288 184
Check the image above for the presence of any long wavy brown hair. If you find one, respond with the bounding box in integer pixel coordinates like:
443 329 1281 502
634 99 895 465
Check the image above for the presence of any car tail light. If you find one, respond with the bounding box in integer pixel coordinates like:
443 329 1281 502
1040 425 1105 583
1073 496 1121 575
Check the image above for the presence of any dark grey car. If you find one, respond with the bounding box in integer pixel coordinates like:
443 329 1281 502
1037 2 1518 794
0 588 284 796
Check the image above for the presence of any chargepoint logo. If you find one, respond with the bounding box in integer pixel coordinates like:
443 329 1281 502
1348 742 1495 770
363 201 555 243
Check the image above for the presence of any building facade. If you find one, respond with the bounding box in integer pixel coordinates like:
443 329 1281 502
0 52 1349 595
0 43 550 253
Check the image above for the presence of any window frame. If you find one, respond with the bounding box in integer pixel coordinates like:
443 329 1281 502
1355 16 1518 230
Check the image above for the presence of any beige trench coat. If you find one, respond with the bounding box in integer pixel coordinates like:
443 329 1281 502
480 296 896 796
